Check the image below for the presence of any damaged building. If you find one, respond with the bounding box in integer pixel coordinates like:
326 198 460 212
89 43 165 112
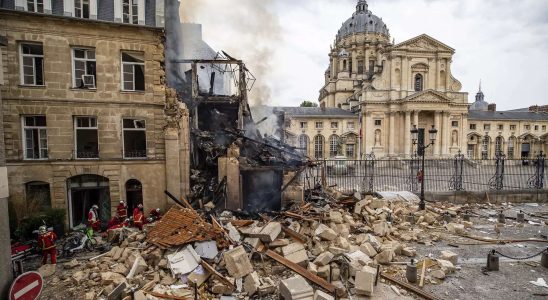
0 0 192 229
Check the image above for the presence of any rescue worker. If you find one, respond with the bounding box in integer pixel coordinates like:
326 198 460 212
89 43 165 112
133 207 144 230
107 218 130 232
133 203 143 217
107 214 120 229
116 200 128 220
38 225 57 265
88 204 101 232
149 208 162 221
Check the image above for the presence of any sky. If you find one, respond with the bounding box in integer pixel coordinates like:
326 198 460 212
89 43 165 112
179 0 548 110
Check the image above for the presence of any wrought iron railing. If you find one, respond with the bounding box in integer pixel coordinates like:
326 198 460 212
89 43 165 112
302 152 547 193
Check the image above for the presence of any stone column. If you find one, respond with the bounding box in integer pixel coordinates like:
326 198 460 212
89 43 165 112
389 112 396 156
404 111 411 157
413 110 419 128
461 113 468 154
434 111 441 156
441 112 450 156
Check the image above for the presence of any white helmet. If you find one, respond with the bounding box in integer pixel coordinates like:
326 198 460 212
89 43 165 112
39 225 47 234
91 205 99 210
156 208 161 213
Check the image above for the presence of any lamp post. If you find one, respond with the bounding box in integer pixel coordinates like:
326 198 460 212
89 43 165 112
411 125 438 210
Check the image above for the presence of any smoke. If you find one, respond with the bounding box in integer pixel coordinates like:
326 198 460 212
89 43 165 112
179 0 282 106
165 0 189 97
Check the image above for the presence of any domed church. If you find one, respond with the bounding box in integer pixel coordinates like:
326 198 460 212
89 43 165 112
318 0 548 159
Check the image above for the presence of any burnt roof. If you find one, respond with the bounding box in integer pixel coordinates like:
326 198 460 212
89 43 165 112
469 110 548 121
275 107 358 118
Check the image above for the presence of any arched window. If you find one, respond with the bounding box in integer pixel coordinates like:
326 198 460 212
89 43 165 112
508 136 516 159
482 136 490 160
298 135 309 155
343 60 347 71
126 179 143 214
495 136 504 156
25 181 51 213
329 135 340 157
314 135 324 159
414 74 423 91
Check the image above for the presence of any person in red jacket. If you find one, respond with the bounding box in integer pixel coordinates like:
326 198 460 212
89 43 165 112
107 218 130 231
117 201 128 220
149 208 162 221
88 205 101 232
133 204 144 230
38 226 57 265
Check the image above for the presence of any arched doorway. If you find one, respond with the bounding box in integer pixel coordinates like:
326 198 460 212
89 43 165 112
67 175 110 229
125 179 143 215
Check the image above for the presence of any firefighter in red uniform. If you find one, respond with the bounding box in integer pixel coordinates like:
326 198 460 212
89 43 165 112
149 208 162 221
117 200 128 220
133 204 144 230
107 218 130 232
88 205 101 232
38 225 57 265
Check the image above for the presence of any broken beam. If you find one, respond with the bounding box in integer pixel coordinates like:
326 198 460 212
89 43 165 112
142 290 190 300
263 249 336 294
381 273 442 300
164 190 194 212
200 261 235 290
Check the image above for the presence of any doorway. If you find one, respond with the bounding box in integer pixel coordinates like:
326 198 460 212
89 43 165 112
67 175 110 229
521 143 531 158
125 179 143 215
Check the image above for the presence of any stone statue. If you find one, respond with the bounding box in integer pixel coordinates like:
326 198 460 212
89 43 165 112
375 130 381 146
452 131 458 146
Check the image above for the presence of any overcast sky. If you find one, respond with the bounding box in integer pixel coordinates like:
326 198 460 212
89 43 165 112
180 0 548 110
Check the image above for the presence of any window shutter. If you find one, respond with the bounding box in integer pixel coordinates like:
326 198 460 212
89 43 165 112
113 0 122 23
90 0 98 19
15 0 25 10
138 0 145 25
64 0 74 16
44 0 52 14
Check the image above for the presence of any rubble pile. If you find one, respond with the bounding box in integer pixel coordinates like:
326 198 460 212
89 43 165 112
38 190 489 300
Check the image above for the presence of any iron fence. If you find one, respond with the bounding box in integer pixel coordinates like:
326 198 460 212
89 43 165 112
301 153 547 193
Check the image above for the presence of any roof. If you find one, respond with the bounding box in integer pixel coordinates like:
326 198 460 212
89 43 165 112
469 111 548 121
274 107 358 118
336 1 389 41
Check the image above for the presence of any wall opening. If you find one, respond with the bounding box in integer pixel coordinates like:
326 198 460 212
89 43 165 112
67 174 110 229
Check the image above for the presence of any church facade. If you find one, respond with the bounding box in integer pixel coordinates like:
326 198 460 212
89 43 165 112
318 0 548 159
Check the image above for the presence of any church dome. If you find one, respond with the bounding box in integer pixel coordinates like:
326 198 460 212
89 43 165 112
469 84 489 111
336 0 390 41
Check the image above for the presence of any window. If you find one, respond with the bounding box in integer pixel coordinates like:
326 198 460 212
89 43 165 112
122 0 139 24
452 121 459 128
23 116 48 159
72 48 96 88
315 122 323 129
543 125 547 131
481 136 490 160
285 120 291 129
524 125 530 131
357 60 364 74
534 125 539 131
329 135 340 157
508 137 515 159
123 119 146 158
498 124 504 131
74 0 90 18
331 122 338 129
346 144 355 159
347 122 355 130
495 136 503 156
25 181 51 212
299 122 307 129
121 52 145 91
369 60 375 74
469 124 477 130
298 135 309 155
75 117 98 159
314 135 324 159
510 125 516 131
342 60 347 71
374 120 382 126
414 74 423 91
484 124 491 131
27 0 44 12
20 43 44 86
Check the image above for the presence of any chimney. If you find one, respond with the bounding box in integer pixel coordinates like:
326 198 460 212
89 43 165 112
488 103 496 112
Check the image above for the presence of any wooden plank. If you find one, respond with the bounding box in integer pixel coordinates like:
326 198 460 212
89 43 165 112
142 290 190 300
381 273 442 300
419 260 427 287
200 261 235 290
263 249 336 294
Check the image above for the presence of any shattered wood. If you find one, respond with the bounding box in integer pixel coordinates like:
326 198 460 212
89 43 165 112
146 207 226 248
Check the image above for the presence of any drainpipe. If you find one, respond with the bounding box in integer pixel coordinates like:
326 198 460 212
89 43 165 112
0 35 13 299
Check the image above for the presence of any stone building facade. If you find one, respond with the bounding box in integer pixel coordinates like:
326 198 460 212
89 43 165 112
319 0 548 159
0 1 189 229
281 107 359 159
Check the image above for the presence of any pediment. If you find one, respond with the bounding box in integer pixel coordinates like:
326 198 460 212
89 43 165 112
393 34 455 53
404 90 453 103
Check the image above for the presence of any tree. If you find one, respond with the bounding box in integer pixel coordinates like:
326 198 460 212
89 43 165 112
300 101 318 107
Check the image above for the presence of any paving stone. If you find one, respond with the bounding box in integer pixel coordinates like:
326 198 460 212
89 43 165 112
224 245 253 279
257 222 282 242
355 266 376 296
279 275 314 300
313 251 334 266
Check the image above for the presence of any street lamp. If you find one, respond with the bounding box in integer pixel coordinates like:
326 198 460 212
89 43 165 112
411 125 438 210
